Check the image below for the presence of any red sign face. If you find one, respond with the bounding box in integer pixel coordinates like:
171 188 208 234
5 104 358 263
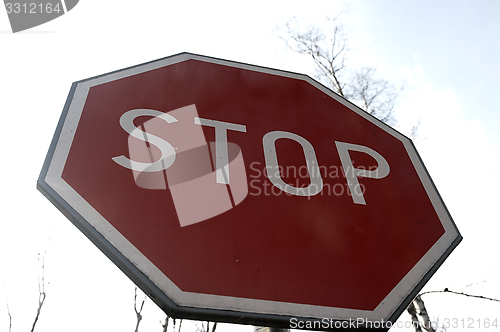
38 53 461 328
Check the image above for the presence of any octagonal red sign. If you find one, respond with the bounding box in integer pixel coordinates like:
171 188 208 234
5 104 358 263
38 53 461 330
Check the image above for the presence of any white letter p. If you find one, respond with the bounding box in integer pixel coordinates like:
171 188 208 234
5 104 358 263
335 141 390 205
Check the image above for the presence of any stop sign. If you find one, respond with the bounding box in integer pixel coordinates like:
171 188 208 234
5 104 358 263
38 53 461 330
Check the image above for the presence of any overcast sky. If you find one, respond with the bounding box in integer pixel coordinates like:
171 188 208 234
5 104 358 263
1 1 499 331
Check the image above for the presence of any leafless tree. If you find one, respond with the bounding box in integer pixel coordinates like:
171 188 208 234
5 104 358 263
276 14 402 126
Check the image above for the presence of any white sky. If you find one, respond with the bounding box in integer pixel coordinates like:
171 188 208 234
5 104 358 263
1 1 499 331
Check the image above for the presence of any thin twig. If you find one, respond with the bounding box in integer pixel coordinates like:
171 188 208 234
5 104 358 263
31 252 47 332
420 289 500 303
5 294 12 332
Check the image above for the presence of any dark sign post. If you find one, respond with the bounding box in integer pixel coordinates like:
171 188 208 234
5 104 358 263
38 53 461 330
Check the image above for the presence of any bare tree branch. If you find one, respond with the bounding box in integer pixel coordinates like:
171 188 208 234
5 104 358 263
195 321 218 332
276 13 350 97
169 317 183 332
463 278 488 292
409 119 421 140
196 321 206 332
347 66 403 125
407 288 500 332
414 295 435 332
161 315 170 332
31 252 47 332
276 13 403 126
5 293 12 332
133 287 147 332
421 288 500 303
407 301 423 332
